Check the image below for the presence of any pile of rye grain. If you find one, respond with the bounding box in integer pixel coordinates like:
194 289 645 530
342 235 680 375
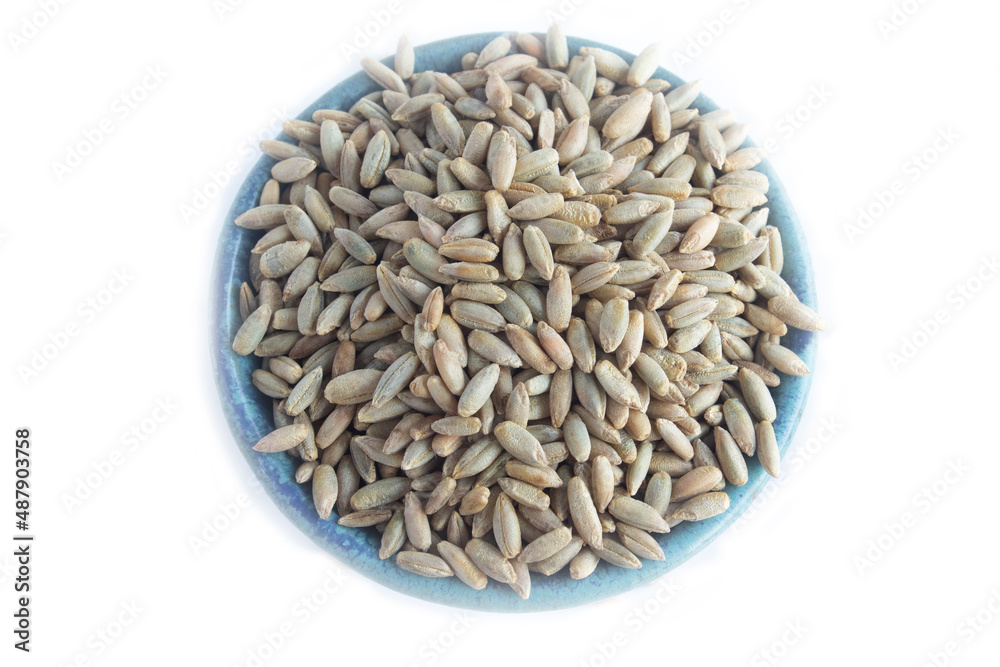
231 27 826 598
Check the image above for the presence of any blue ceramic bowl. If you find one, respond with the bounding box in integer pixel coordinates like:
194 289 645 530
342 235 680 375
212 32 818 612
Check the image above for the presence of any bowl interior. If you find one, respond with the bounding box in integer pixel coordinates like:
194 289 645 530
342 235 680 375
211 32 818 612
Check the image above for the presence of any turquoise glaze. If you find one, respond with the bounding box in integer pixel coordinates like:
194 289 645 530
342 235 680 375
211 33 818 612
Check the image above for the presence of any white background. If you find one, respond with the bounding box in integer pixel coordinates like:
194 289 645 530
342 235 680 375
2 0 999 665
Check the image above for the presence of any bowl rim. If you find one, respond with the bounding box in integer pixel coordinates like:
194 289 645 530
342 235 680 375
211 31 818 612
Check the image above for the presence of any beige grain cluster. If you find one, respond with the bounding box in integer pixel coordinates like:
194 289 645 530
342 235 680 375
232 27 825 598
